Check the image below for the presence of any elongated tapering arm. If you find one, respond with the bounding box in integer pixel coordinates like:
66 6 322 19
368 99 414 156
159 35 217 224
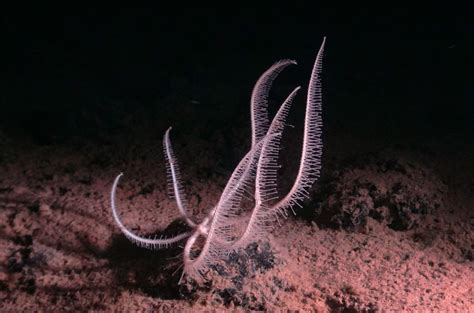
164 127 196 227
268 36 326 217
111 173 191 249
227 86 302 249
251 59 297 148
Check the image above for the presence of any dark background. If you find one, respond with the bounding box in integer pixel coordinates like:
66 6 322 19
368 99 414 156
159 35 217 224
1 6 473 144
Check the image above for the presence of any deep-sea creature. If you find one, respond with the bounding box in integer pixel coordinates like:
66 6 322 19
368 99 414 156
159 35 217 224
111 37 326 282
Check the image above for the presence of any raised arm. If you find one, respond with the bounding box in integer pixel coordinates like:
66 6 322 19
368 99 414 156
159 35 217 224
163 127 196 227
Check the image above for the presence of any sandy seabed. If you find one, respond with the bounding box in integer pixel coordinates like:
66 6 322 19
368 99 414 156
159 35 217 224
0 122 472 312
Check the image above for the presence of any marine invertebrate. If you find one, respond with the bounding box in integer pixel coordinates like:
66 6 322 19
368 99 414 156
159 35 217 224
111 37 326 282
